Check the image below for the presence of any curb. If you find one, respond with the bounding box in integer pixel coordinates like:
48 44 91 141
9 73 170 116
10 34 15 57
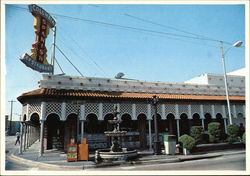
7 149 245 169
7 153 85 170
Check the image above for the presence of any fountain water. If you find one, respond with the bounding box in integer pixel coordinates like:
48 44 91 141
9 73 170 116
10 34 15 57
95 105 138 162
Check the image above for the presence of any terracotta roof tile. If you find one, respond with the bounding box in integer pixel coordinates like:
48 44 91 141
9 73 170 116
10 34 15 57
17 88 245 101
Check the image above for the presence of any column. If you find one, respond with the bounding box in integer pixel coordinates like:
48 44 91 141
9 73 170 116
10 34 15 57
61 102 66 121
200 105 205 129
39 102 46 157
99 103 103 120
175 104 180 139
19 122 24 154
117 104 121 120
232 105 237 119
176 119 180 139
23 124 26 151
224 118 228 133
161 104 166 119
81 120 84 139
211 105 215 119
148 119 152 151
132 104 136 120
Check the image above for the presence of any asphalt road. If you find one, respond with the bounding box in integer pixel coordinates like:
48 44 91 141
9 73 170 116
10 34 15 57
89 153 246 171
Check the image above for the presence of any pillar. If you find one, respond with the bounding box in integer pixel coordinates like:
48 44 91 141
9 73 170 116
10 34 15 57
132 104 136 120
99 103 103 120
39 102 46 157
19 122 24 155
81 120 84 139
23 124 27 150
200 105 205 129
148 119 152 151
176 119 180 139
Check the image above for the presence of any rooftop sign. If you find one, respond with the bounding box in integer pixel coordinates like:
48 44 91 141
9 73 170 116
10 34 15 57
20 4 55 73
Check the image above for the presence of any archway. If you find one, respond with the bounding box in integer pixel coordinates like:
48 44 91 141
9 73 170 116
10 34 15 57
216 113 225 133
85 114 99 134
180 113 190 135
192 113 202 127
166 113 177 136
104 113 114 131
120 114 132 132
46 114 63 150
204 113 212 131
137 114 147 149
64 114 77 151
30 113 40 144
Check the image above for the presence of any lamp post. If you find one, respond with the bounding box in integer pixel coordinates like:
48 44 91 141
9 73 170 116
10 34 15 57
220 40 243 125
152 95 161 155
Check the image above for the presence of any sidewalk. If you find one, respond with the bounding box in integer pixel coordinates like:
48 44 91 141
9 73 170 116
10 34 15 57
7 139 245 170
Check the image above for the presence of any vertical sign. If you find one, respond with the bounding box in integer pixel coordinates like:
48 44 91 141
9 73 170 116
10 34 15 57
20 4 56 73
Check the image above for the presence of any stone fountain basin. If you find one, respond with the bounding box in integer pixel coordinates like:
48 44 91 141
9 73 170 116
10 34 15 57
98 148 138 161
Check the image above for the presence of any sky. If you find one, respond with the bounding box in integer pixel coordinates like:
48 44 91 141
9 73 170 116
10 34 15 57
3 1 246 121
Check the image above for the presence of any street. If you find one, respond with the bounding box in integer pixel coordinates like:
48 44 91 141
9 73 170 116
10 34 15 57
5 135 246 171
87 153 246 171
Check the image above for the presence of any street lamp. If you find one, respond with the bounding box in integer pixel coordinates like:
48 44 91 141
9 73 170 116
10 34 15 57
152 95 161 155
220 40 243 125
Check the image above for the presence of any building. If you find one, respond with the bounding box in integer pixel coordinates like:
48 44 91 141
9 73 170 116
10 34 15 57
17 69 245 155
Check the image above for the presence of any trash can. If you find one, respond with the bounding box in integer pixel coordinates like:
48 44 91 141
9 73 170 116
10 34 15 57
163 135 176 155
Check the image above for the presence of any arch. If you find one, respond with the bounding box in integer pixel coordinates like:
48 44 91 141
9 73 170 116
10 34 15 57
103 113 114 131
191 113 202 127
85 113 99 133
180 113 190 135
46 113 63 150
121 113 132 132
63 113 78 151
30 113 40 126
137 114 147 149
151 113 163 133
216 113 225 133
204 113 212 131
46 112 61 121
23 114 27 121
166 113 177 136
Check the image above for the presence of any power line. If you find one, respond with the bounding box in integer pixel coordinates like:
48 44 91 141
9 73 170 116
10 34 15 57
55 45 84 77
58 27 110 77
9 5 235 45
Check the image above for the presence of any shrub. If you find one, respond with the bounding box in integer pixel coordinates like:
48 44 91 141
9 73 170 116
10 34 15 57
242 133 245 144
190 126 204 144
178 134 196 150
227 124 240 143
208 122 221 143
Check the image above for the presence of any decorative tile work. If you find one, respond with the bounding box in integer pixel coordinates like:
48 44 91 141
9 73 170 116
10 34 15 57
85 103 98 117
103 103 114 117
135 103 147 117
28 102 41 119
120 103 132 116
45 102 61 118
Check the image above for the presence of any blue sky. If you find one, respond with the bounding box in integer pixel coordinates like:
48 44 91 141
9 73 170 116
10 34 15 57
4 3 245 121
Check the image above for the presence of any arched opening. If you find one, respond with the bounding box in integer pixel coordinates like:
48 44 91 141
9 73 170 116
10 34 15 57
236 113 245 126
64 114 77 151
103 113 114 131
180 113 190 135
120 114 132 132
166 113 177 136
30 113 40 126
30 113 40 144
216 113 225 134
151 114 163 133
46 114 63 150
137 114 147 149
23 115 27 122
204 113 212 131
85 114 99 134
191 113 202 127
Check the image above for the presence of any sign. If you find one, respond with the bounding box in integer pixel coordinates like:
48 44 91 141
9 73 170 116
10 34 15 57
20 4 55 73
67 144 78 162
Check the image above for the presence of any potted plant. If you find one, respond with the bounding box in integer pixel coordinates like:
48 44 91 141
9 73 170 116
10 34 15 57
178 134 196 155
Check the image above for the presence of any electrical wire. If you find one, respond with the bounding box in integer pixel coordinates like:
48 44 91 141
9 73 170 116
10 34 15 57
9 5 235 45
55 45 84 77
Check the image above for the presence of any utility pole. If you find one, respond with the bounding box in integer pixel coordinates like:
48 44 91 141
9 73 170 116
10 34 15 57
8 100 16 135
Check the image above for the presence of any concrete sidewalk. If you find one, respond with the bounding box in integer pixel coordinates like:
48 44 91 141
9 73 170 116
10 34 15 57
7 139 245 170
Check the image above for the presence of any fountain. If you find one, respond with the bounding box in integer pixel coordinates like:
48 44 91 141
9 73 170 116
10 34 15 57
95 104 138 162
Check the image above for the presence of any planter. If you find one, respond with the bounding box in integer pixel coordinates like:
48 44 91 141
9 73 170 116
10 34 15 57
183 148 190 155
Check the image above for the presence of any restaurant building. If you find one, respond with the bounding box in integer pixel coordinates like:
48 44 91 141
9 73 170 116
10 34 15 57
17 69 245 155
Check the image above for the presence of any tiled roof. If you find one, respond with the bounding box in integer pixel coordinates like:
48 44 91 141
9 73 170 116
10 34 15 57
17 88 245 102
